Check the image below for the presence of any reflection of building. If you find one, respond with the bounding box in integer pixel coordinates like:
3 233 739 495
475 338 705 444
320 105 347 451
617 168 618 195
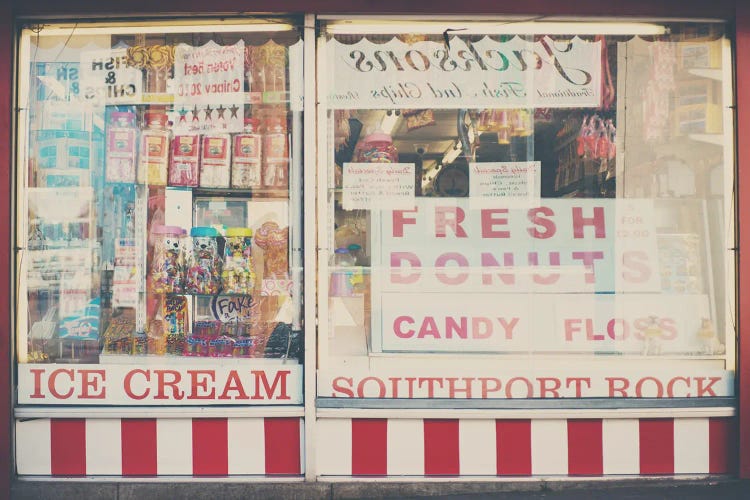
2 1 750 497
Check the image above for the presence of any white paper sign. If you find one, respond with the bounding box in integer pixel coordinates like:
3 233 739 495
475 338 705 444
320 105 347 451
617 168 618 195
171 40 245 133
328 35 601 109
79 49 142 104
342 163 415 210
470 161 540 207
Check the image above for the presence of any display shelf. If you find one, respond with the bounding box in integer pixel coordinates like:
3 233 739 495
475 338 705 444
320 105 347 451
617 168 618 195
99 353 297 365
192 186 288 198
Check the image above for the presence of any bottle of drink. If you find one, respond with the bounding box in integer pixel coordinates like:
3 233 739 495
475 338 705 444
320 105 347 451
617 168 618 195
262 116 289 189
231 118 262 189
105 111 137 183
138 112 170 185
200 134 231 188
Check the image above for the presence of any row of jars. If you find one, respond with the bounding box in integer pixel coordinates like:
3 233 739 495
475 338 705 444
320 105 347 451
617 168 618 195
151 225 256 295
106 112 289 189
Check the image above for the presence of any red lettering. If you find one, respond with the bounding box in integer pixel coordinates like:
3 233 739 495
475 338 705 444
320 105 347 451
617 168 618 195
607 318 628 341
565 318 583 341
571 251 605 283
48 369 75 399
188 370 216 399
436 206 468 237
446 377 474 398
527 207 556 239
390 252 421 284
357 376 386 398
572 206 606 238
635 376 663 398
537 377 561 398
696 376 721 397
528 251 561 284
29 368 45 399
394 316 415 338
505 377 533 398
392 209 417 237
622 251 651 283
435 252 469 285
667 376 691 397
79 369 106 399
418 377 444 397
252 370 291 400
332 376 354 397
481 209 510 238
606 377 629 397
480 252 515 285
155 370 184 400
566 377 591 397
218 370 250 400
124 369 150 400
479 377 502 398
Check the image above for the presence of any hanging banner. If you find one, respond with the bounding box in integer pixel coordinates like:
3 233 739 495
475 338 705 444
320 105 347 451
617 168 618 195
171 40 245 133
79 49 143 104
328 35 601 109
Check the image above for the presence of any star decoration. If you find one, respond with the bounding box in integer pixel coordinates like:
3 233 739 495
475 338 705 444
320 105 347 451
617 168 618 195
229 104 240 119
192 105 200 121
215 104 226 119
203 104 213 121
177 107 188 122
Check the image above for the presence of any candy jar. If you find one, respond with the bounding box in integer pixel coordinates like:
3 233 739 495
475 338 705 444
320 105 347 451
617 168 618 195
262 117 289 189
222 227 256 294
105 111 137 183
164 295 188 356
200 134 231 188
138 112 170 185
185 226 222 295
150 225 186 294
353 131 398 163
169 134 200 187
232 118 262 189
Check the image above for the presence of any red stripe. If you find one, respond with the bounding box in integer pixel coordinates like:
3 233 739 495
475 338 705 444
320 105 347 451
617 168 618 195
639 419 674 474
423 419 459 476
567 419 603 475
264 418 301 475
352 419 387 475
709 417 737 474
496 420 531 476
50 419 86 476
192 418 228 476
121 419 157 476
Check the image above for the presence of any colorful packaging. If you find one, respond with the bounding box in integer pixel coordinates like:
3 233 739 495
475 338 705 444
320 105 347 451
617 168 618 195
222 227 255 294
150 225 186 294
164 295 188 355
262 117 288 189
231 118 262 189
200 134 231 188
169 135 200 187
105 111 138 183
185 226 222 295
138 112 170 185
353 131 398 163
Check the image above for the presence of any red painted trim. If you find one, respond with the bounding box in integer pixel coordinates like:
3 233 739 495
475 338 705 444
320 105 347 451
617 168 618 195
10 0 736 19
121 419 158 476
423 419 459 476
709 417 737 474
50 419 86 476
567 419 603 476
495 419 532 476
0 0 11 493
738 1 750 479
639 419 674 475
264 418 301 475
192 418 228 476
351 418 387 476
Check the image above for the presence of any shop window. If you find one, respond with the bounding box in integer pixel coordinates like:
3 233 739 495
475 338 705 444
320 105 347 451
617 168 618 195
16 19 305 406
318 21 735 402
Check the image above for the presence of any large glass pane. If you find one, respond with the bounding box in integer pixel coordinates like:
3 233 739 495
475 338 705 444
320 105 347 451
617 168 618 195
319 22 734 401
17 20 305 405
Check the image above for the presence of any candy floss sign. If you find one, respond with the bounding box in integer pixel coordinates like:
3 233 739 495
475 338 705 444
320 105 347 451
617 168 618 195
328 35 601 109
366 198 716 354
17 364 302 405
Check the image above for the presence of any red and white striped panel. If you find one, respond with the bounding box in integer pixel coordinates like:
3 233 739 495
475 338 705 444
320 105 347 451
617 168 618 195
317 417 736 476
16 417 303 477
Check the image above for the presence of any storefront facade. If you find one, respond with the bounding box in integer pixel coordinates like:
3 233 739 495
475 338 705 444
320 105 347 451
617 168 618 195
2 0 750 494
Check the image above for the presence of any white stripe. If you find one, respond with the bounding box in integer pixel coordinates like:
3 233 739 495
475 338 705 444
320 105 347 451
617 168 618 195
602 419 640 474
316 419 352 475
85 419 122 475
227 418 265 475
16 419 51 475
459 419 496 475
531 419 567 475
156 418 193 474
387 419 424 475
674 418 709 473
